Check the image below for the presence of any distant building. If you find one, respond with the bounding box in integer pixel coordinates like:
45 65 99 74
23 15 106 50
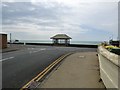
50 34 72 45
109 40 119 47
0 33 7 48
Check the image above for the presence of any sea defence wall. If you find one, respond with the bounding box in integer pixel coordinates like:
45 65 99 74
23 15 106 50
8 43 98 48
98 46 120 89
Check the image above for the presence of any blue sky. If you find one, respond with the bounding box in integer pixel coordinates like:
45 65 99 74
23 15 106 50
1 0 119 41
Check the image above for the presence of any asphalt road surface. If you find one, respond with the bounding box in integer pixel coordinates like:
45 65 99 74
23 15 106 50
2 45 96 89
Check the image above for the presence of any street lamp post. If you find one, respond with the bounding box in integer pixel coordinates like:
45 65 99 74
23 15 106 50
10 33 12 45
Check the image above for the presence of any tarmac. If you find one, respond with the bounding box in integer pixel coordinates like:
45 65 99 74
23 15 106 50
38 52 105 88
1 44 38 53
1 44 105 88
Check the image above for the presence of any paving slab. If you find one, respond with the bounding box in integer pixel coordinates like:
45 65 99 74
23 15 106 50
39 52 105 88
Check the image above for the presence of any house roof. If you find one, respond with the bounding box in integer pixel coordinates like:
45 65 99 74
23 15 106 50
50 34 72 39
0 32 7 35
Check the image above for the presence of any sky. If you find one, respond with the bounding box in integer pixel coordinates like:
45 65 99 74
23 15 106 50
1 0 119 41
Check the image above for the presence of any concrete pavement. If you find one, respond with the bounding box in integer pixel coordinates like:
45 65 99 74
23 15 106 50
39 52 105 88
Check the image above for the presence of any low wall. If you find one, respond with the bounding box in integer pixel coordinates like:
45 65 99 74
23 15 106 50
26 43 53 46
8 43 98 48
98 46 120 90
69 44 97 48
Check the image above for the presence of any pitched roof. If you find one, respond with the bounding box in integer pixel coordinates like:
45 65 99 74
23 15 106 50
50 34 72 39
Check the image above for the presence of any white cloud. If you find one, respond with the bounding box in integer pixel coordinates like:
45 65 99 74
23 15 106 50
2 0 119 2
2 4 8 7
2 1 118 41
29 7 36 11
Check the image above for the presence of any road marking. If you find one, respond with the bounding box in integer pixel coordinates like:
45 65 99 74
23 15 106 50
0 57 14 62
27 48 35 50
29 48 46 54
20 53 73 90
40 48 46 51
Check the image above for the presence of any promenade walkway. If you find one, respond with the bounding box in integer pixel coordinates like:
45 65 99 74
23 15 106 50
39 52 105 88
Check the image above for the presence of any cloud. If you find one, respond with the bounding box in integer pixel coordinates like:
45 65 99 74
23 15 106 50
2 1 118 41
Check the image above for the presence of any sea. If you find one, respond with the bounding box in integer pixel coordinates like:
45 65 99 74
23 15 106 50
17 40 103 45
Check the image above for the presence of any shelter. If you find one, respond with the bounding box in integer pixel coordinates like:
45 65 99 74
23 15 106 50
0 33 7 48
50 34 72 45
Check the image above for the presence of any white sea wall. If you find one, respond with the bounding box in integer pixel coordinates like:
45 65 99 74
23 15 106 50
98 46 120 90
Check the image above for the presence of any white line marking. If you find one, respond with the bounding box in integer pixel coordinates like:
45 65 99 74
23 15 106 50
29 51 39 54
0 57 14 62
40 48 46 50
27 48 35 50
29 48 46 54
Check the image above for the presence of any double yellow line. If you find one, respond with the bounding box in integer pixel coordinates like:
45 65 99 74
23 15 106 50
20 53 72 90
